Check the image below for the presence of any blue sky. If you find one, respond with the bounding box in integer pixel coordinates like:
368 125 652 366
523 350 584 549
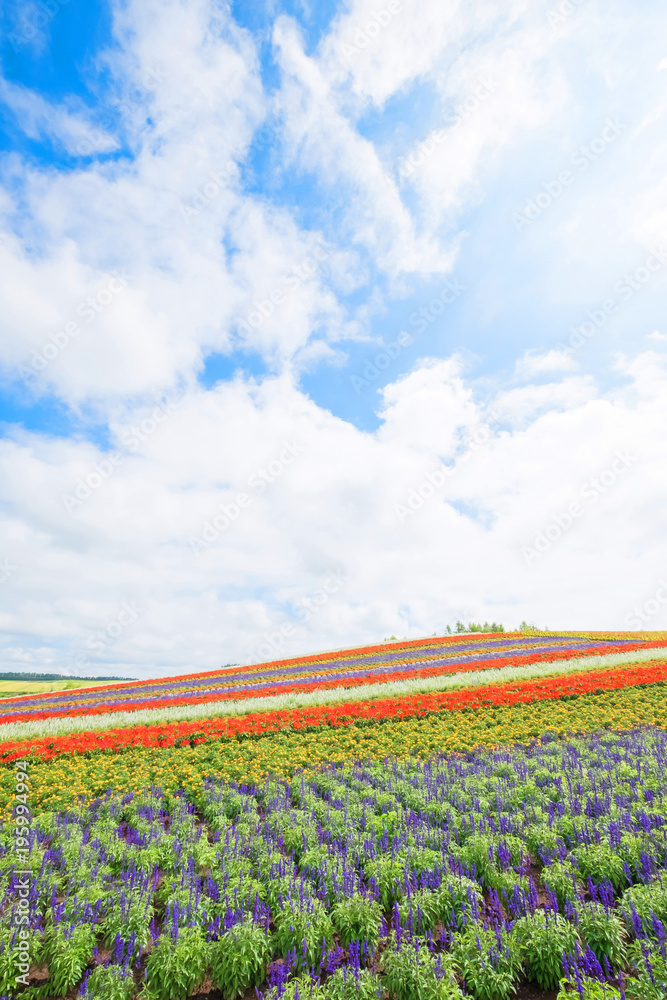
0 0 666 677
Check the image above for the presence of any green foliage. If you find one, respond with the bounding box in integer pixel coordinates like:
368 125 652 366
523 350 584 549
272 899 334 969
382 936 463 1000
364 856 407 907
264 872 300 912
0 926 42 995
451 622 505 633
625 939 667 999
557 977 621 999
42 923 96 996
452 925 521 1000
398 888 440 934
542 861 582 910
573 843 627 893
63 879 114 918
261 977 326 999
280 820 319 860
434 877 483 929
577 902 627 969
83 963 136 1000
513 911 579 992
323 966 383 1000
622 878 667 937
524 823 563 860
103 896 153 957
457 834 524 896
143 926 209 1000
209 919 271 1000
458 835 498 889
331 895 383 948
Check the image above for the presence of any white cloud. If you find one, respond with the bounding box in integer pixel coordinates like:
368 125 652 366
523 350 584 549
514 348 578 378
0 355 666 677
0 79 118 156
322 0 465 107
492 376 597 425
273 15 454 279
0 0 354 402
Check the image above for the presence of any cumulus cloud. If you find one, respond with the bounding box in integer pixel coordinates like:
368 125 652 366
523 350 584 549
0 0 358 404
1 354 666 677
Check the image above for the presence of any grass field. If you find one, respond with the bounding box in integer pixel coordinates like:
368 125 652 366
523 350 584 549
0 677 122 698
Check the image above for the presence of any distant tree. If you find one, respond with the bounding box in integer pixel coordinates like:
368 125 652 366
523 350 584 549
447 621 505 634
518 620 543 632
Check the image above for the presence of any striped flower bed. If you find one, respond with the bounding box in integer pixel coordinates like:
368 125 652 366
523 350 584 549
1 632 664 725
4 658 667 817
3 656 667 765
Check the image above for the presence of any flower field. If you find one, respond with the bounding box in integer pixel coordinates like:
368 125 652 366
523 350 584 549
5 730 667 999
4 629 667 999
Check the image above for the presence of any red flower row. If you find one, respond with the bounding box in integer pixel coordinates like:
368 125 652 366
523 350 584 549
0 641 659 726
1 657 666 764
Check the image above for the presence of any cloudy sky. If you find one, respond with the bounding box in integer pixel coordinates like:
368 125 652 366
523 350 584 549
0 0 666 679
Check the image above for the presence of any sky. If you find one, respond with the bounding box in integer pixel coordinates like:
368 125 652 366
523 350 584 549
0 0 666 679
